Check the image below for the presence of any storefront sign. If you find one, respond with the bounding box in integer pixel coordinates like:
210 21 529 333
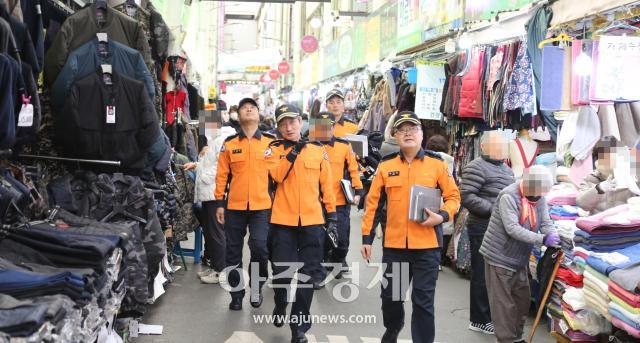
269 69 280 80
365 16 381 63
415 63 446 120
245 66 271 73
465 0 540 22
397 0 423 51
338 33 354 71
591 35 640 101
380 1 398 58
422 0 464 41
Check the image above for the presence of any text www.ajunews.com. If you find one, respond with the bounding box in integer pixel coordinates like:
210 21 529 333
253 314 377 325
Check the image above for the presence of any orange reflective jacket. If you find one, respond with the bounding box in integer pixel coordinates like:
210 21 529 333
333 117 359 138
215 130 275 210
267 140 336 226
362 149 461 249
323 138 364 206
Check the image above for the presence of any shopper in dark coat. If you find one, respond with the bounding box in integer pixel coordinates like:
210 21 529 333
459 130 514 335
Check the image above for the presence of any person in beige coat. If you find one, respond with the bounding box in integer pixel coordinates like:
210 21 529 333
577 137 639 215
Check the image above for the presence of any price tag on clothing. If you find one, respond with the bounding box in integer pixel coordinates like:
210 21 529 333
106 105 116 124
558 319 569 334
17 104 34 127
18 95 33 127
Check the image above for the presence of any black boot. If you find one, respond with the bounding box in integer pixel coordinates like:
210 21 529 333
250 290 263 308
229 297 242 311
381 328 401 343
291 329 308 343
272 306 286 328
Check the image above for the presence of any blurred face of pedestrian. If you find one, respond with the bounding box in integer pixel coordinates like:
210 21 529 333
481 132 508 160
308 118 334 142
394 123 423 150
238 103 259 125
326 96 345 119
278 117 302 141
596 147 617 177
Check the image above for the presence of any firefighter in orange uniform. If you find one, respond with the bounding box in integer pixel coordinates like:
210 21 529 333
361 111 461 343
325 89 358 138
310 112 364 284
266 104 336 343
214 98 274 311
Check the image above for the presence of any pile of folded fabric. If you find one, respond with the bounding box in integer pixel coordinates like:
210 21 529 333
608 264 640 339
550 205 580 221
0 217 128 342
583 265 612 320
574 205 640 253
546 183 579 206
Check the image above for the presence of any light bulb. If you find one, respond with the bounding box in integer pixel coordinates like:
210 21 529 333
310 17 322 29
574 52 592 77
458 34 472 50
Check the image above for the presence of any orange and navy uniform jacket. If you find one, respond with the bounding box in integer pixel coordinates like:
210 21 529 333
322 137 364 206
333 116 359 138
266 139 336 227
214 130 275 211
361 149 461 249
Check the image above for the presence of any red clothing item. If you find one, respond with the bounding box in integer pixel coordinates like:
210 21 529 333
164 90 186 125
556 267 584 288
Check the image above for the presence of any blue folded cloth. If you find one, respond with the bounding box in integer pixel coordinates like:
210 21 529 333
586 243 640 275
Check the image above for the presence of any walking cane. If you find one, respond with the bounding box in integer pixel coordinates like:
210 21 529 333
528 250 564 343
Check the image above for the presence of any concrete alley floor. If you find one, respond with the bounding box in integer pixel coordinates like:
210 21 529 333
136 209 555 343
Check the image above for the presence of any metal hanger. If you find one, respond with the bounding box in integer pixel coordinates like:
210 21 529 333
594 19 640 36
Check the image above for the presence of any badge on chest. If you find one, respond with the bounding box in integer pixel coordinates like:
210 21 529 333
388 171 400 177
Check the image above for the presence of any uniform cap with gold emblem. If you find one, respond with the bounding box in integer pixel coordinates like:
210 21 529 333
326 89 345 102
393 111 421 128
275 103 301 123
316 112 336 125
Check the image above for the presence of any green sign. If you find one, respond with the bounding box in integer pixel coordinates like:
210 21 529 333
422 0 464 41
379 1 397 59
465 0 540 22
397 0 423 51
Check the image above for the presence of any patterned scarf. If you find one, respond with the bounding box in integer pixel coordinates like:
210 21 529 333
520 182 537 229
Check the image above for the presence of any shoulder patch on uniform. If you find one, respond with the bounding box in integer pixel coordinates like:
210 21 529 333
264 148 273 157
424 150 444 161
269 139 284 148
334 138 349 145
262 131 276 139
224 134 239 143
381 152 399 162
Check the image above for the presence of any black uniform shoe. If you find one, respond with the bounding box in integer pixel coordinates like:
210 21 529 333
313 281 324 290
272 306 286 328
381 328 401 343
291 330 308 343
229 298 242 311
250 292 263 308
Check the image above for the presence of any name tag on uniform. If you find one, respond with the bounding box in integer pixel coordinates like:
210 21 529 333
232 149 242 154
388 171 400 177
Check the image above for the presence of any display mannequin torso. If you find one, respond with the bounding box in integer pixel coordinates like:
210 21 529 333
509 129 539 179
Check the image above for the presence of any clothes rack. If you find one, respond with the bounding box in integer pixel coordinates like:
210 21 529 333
18 154 122 166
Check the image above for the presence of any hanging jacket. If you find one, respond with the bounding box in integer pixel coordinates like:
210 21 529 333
147 3 170 63
44 3 152 86
19 0 44 71
0 54 24 149
458 47 485 119
0 3 39 76
0 17 16 56
51 38 154 109
360 80 393 132
58 71 159 174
